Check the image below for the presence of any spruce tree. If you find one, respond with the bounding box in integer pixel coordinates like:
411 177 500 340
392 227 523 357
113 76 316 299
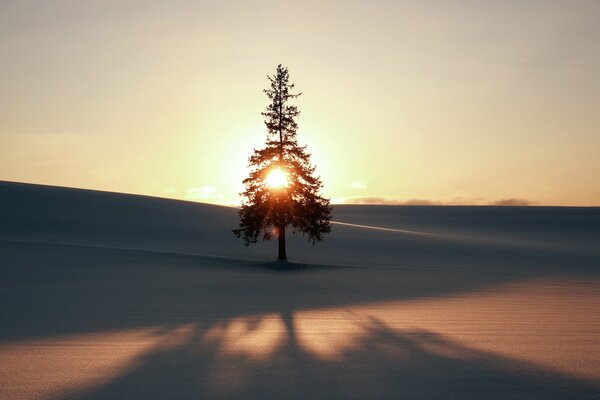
233 64 332 261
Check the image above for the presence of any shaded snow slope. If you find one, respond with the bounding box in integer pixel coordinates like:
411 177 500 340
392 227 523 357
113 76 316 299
1 181 599 270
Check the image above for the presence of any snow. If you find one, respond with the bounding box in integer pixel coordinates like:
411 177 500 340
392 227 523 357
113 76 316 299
1 181 599 399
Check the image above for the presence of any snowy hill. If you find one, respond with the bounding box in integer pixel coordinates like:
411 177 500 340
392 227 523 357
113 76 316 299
1 181 599 399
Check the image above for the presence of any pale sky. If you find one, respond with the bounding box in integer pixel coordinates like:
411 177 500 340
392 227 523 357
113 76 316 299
1 1 599 206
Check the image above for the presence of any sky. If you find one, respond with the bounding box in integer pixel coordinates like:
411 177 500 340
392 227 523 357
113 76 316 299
1 0 599 206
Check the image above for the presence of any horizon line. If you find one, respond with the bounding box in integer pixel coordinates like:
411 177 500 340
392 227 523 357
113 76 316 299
1 180 598 208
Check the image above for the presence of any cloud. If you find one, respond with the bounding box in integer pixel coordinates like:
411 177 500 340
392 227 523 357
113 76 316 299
396 199 442 206
184 186 224 203
350 180 367 190
344 197 441 205
488 198 536 206
339 196 537 206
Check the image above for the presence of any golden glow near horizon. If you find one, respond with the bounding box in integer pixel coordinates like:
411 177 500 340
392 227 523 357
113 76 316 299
1 2 600 206
265 168 289 190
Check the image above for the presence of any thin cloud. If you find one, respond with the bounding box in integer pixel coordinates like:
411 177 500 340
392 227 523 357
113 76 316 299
184 186 224 203
344 197 441 205
350 180 368 190
339 196 537 206
488 198 536 206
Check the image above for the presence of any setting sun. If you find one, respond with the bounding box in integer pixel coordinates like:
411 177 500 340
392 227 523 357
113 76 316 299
265 168 289 189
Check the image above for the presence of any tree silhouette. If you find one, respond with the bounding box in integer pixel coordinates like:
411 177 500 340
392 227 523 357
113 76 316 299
234 64 332 261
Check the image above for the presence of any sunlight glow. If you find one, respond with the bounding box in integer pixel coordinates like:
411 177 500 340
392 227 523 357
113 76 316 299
265 168 289 189
0 327 165 399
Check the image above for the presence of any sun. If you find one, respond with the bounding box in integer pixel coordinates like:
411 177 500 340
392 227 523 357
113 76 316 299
265 168 289 189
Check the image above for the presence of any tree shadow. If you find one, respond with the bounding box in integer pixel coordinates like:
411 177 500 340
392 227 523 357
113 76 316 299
1 239 598 343
2 240 599 399
255 260 340 271
66 313 599 400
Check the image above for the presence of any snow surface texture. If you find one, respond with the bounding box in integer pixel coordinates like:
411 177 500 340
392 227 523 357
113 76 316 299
1 181 599 399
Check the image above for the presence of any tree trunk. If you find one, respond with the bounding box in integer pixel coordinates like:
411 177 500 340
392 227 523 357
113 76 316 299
278 224 287 261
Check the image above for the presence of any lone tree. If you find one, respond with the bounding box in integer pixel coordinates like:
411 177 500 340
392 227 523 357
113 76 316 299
233 64 332 261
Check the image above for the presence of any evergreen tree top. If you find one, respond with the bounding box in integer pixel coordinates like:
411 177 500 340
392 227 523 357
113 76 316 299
262 64 302 143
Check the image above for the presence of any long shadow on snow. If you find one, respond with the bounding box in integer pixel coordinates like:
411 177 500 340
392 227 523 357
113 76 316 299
0 240 596 343
67 314 600 400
